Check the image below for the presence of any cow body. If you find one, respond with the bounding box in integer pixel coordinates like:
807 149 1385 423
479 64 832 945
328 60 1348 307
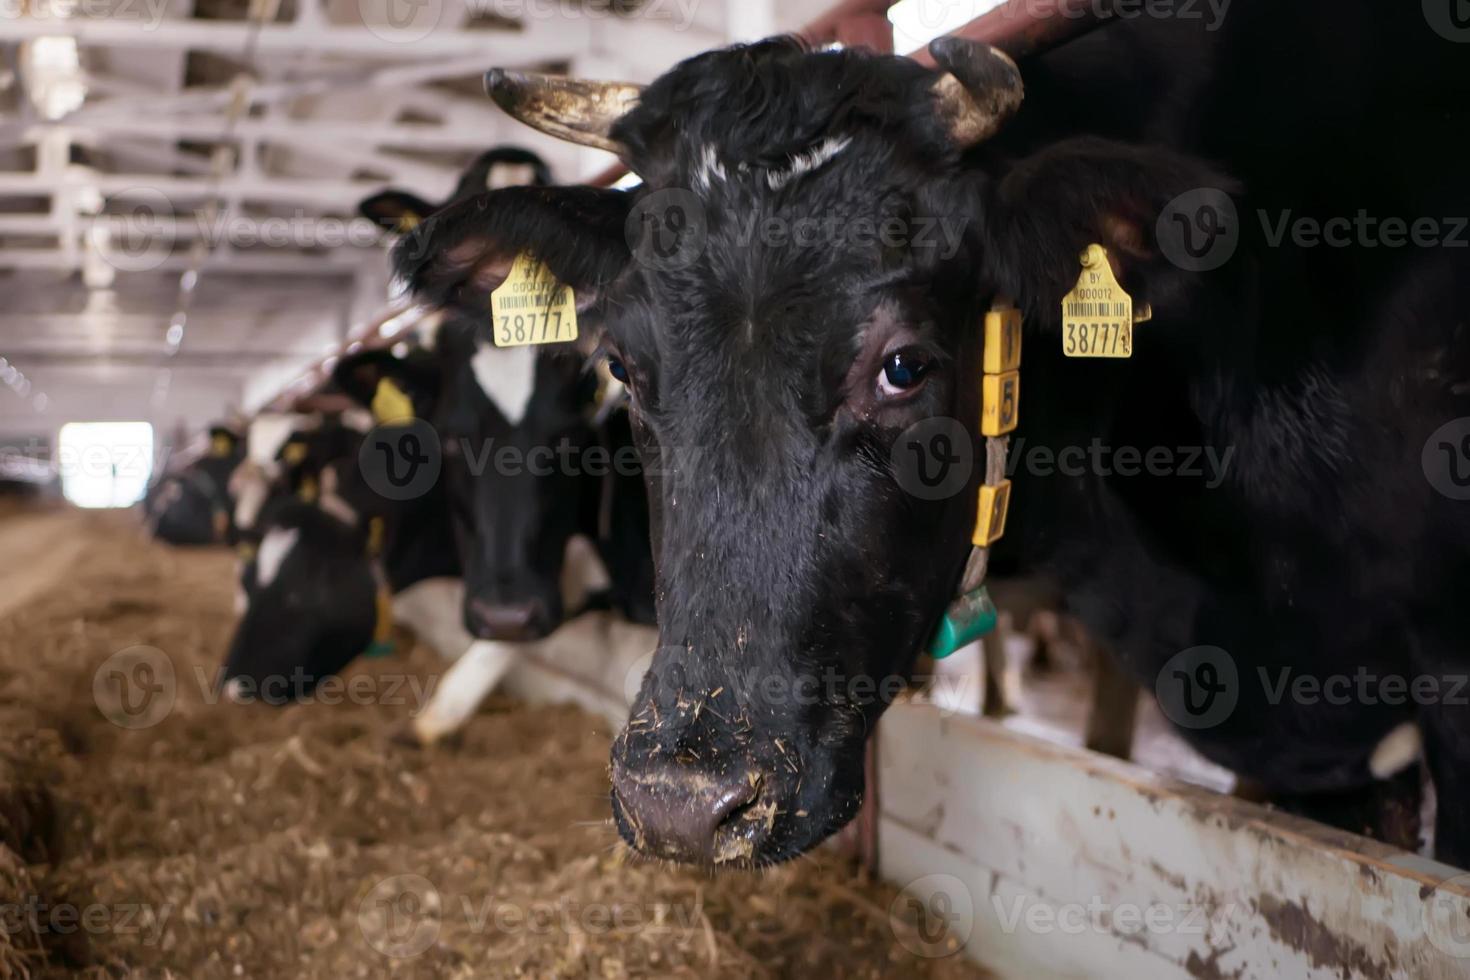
396 1 1470 868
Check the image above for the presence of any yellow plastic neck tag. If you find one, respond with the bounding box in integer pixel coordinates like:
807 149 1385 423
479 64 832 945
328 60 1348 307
372 378 415 426
373 587 395 645
366 516 386 558
490 252 578 348
1062 244 1133 359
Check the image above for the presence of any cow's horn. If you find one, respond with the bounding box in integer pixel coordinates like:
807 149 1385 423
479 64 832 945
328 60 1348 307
484 69 643 156
927 37 1024 147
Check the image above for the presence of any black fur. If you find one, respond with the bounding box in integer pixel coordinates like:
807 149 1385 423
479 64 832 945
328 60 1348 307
396 6 1470 867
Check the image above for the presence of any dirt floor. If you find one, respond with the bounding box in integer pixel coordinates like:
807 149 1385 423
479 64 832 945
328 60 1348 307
0 507 988 979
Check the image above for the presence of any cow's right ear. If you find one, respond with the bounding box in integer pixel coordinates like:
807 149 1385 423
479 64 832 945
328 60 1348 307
392 185 633 325
359 190 437 233
331 349 440 423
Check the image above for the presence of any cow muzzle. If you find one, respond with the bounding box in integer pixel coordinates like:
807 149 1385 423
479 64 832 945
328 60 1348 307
609 756 774 867
465 597 553 642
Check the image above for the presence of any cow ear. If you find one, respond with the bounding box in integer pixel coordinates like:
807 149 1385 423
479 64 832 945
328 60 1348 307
359 191 437 233
392 185 633 326
990 137 1241 324
331 349 439 422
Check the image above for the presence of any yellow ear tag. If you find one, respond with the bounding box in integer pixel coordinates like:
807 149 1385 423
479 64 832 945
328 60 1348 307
210 434 233 458
283 441 308 465
1062 244 1134 359
490 252 578 348
372 378 415 426
298 475 319 504
366 516 386 558
395 212 420 234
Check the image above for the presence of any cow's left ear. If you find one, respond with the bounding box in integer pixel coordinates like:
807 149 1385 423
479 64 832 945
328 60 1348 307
987 137 1240 323
332 349 440 423
393 185 633 327
359 190 437 233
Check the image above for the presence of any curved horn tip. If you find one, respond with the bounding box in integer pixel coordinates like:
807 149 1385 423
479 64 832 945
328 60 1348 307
928 37 1020 81
483 67 523 101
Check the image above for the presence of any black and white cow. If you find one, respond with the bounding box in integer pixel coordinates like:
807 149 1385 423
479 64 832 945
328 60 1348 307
144 424 243 545
394 5 1470 868
220 360 655 742
358 145 554 236
224 145 655 737
358 145 656 638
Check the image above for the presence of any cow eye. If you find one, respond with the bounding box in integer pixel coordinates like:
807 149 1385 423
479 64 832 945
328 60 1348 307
878 350 931 398
606 356 629 384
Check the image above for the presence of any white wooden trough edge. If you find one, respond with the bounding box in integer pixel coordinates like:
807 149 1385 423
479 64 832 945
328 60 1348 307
489 613 1470 980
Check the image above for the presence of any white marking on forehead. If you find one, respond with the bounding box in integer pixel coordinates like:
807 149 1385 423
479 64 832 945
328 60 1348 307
470 342 538 425
256 527 300 588
693 144 728 193
232 463 273 533
487 162 538 190
1368 722 1421 779
693 136 852 194
766 136 852 191
340 408 374 433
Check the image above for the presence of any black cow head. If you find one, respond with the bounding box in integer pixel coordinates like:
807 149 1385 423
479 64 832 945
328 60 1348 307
394 37 1224 866
359 146 554 233
221 500 378 704
334 337 604 641
146 422 243 546
220 414 389 703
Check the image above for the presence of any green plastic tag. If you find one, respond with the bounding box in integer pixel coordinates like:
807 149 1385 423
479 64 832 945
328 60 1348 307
928 585 999 660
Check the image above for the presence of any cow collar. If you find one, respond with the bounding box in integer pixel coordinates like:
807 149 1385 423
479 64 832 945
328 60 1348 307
927 300 1019 660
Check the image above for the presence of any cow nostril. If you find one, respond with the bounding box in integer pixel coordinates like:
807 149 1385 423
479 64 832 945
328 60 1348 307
467 599 548 641
610 762 773 867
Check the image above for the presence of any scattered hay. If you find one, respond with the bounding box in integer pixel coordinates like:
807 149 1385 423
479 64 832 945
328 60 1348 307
0 510 989 979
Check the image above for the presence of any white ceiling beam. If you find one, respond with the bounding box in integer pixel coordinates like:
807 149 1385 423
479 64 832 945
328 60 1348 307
0 172 376 209
0 248 366 275
27 116 519 152
0 18 589 61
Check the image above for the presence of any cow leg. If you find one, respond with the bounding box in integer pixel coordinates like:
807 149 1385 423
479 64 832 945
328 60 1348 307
412 641 519 746
1268 768 1424 853
1083 644 1138 760
980 622 1012 718
1422 704 1470 868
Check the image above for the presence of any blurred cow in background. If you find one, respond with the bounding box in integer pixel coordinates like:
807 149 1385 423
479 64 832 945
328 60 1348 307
219 144 656 742
144 424 243 545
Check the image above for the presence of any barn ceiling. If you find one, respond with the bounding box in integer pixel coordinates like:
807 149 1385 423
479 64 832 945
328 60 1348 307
0 0 829 439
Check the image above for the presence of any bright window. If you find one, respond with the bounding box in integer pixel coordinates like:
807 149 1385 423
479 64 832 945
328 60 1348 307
889 0 1008 52
58 422 155 509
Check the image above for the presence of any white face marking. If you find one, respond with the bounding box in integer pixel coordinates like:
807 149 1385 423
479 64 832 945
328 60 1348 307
232 465 272 533
316 466 359 528
693 137 851 194
486 162 538 190
339 408 374 434
693 143 727 193
766 136 852 191
1369 722 1421 779
471 342 538 426
256 527 300 588
561 533 611 612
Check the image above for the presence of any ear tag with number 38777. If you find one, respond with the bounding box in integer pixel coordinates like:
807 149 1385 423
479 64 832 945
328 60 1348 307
1062 243 1135 359
490 252 579 348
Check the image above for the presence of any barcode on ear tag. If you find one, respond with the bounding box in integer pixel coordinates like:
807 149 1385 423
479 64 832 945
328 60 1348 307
1062 243 1133 359
490 252 579 348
